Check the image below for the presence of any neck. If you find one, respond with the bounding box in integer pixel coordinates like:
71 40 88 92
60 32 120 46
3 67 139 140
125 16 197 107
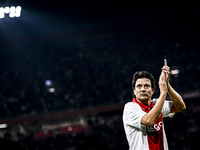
136 98 151 106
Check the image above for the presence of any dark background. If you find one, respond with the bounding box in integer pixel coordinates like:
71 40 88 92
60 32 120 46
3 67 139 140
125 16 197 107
0 1 200 149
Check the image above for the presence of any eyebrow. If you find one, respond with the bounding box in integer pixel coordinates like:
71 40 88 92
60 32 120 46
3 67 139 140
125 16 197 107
136 83 151 86
136 80 151 84
135 81 151 87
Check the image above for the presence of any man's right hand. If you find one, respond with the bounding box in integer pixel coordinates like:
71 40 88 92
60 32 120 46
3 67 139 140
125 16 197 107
159 71 168 95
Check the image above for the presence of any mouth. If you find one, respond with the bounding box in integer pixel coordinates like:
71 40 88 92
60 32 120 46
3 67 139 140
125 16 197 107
140 93 148 96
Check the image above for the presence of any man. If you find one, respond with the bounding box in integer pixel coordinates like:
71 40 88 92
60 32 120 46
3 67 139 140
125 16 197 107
123 66 186 150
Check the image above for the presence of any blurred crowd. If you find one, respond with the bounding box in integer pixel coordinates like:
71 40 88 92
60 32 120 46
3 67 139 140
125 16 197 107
0 112 127 150
0 103 199 150
1 27 200 118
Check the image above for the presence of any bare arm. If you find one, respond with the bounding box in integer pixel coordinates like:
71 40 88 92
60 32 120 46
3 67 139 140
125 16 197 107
141 94 166 126
141 71 168 126
161 66 186 113
168 84 186 113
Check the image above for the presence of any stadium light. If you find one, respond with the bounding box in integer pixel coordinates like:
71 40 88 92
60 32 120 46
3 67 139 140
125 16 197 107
0 6 21 19
0 124 7 129
4 6 10 13
171 69 179 77
0 7 4 18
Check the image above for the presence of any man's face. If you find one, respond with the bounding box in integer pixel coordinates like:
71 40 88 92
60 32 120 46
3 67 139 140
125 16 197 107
134 78 154 101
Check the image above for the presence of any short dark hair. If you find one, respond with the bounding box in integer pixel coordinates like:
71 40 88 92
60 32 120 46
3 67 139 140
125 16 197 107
132 71 156 91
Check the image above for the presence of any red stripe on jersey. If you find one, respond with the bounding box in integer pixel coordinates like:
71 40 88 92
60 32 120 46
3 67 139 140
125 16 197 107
133 98 164 150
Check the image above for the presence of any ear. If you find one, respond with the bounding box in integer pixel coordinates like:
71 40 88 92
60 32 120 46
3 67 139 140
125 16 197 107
152 89 155 94
133 89 136 96
133 90 135 96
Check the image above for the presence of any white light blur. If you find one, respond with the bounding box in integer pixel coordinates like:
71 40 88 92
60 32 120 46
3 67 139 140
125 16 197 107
0 6 22 19
45 80 52 86
9 6 15 18
171 69 179 77
49 88 55 93
4 7 10 14
0 7 4 18
171 69 179 75
0 124 7 129
15 6 21 17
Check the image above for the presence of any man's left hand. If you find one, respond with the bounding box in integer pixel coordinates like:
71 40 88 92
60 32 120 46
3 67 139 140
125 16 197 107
162 66 170 85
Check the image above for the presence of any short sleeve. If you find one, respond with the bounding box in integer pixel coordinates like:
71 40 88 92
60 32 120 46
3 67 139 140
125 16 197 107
162 100 175 118
152 98 175 118
123 102 147 129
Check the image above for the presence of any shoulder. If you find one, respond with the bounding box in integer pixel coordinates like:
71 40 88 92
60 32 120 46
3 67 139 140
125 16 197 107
124 102 140 109
151 98 158 104
123 102 143 113
151 98 172 110
151 98 172 104
152 98 174 118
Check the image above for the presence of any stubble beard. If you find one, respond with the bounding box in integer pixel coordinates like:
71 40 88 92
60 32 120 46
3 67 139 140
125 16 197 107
138 95 151 102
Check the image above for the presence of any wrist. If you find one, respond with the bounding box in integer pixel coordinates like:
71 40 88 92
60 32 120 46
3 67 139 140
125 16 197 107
167 83 171 90
159 92 167 98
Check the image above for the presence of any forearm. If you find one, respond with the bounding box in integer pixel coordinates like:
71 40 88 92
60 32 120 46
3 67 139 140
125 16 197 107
142 93 166 126
168 84 186 112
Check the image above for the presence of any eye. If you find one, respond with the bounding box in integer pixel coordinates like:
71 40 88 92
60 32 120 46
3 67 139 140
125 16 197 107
136 84 142 88
144 84 151 88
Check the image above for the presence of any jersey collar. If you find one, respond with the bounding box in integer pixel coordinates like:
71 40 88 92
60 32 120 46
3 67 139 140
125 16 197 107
132 98 154 111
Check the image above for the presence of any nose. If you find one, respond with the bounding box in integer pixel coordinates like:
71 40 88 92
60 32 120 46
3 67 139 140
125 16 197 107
140 86 146 91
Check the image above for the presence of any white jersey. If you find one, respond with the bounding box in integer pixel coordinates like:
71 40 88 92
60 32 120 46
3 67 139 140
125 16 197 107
123 98 174 150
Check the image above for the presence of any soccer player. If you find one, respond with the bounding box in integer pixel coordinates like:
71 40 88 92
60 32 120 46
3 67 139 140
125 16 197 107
123 65 186 150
